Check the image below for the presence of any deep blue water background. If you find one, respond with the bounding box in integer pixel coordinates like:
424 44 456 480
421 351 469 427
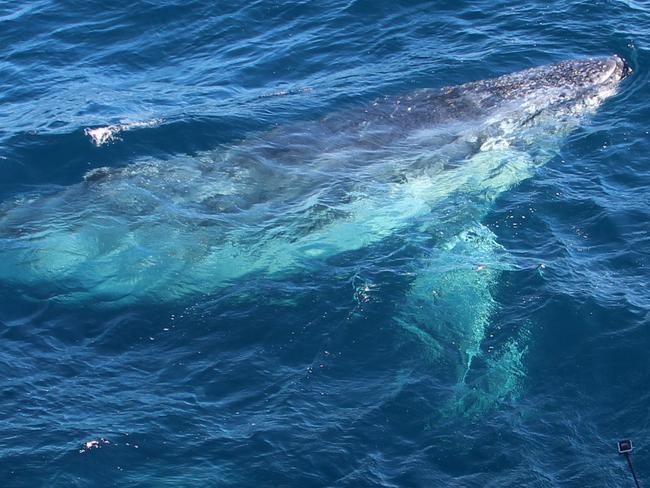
1 1 650 486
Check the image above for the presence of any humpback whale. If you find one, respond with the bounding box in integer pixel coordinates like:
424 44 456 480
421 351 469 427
0 55 629 310
0 56 630 413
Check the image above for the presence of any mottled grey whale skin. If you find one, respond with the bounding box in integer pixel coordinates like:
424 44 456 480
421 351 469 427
319 55 630 132
0 55 630 306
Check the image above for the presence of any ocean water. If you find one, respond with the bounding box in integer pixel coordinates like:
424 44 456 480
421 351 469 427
1 1 650 486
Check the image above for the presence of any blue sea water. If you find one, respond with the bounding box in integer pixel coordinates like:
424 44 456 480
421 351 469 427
1 0 650 486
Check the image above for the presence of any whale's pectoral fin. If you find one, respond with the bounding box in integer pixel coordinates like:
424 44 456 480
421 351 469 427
445 323 530 417
396 220 530 416
397 222 501 369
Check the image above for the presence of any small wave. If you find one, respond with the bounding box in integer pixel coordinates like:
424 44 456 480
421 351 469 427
259 87 313 99
84 119 163 146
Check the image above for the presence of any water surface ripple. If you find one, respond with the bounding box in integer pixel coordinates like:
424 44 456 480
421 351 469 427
1 1 650 486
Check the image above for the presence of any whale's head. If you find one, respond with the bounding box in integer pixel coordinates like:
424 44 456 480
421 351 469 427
533 55 631 89
494 55 630 116
455 55 631 145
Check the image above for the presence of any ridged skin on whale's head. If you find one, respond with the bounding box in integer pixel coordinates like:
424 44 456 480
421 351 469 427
453 55 631 116
511 55 631 91
431 55 631 141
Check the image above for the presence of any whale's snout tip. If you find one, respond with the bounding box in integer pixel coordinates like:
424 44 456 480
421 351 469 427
613 54 633 79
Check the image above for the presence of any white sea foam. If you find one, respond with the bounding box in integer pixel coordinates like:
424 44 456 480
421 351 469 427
84 119 163 146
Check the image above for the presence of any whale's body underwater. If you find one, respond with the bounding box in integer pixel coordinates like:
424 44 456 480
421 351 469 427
0 56 629 408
